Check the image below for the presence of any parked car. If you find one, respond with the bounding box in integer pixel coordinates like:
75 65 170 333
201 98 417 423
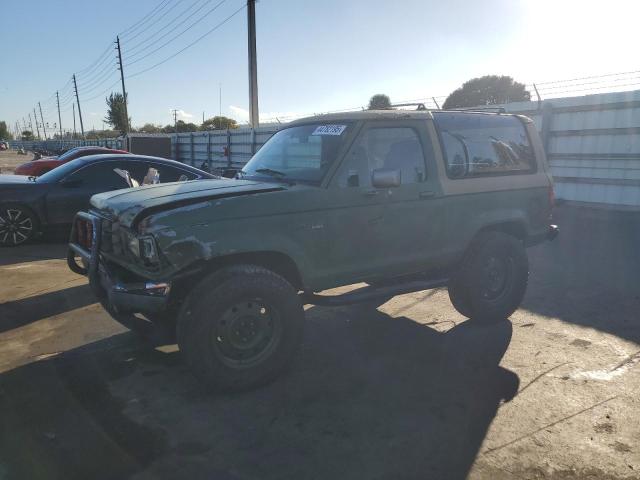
14 146 130 176
68 109 558 391
0 154 214 246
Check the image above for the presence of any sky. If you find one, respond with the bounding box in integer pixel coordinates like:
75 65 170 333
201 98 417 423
1 0 640 133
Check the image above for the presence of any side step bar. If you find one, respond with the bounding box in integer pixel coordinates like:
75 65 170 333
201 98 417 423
301 277 449 307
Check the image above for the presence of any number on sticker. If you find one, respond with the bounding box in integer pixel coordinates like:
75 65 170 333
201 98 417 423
312 125 347 136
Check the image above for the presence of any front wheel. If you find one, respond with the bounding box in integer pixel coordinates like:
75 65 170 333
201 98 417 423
448 232 528 323
0 204 39 247
177 265 304 391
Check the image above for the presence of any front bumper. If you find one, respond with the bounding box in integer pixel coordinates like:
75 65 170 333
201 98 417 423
526 224 559 247
67 212 171 315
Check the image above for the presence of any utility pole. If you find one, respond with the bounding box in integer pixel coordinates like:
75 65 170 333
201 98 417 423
38 102 47 140
72 103 77 139
115 36 130 133
172 109 178 133
56 91 63 140
28 113 34 133
22 118 27 132
72 74 85 138
247 0 259 128
33 108 41 139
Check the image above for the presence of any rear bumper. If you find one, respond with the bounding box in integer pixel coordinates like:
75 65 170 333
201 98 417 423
526 224 559 247
67 212 171 315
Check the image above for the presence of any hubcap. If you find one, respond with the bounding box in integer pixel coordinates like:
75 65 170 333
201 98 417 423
480 256 512 300
213 299 282 368
0 209 33 245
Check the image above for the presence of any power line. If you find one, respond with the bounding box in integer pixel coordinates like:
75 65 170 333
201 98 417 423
124 0 187 44
119 0 173 38
127 3 244 78
125 0 228 67
125 0 211 57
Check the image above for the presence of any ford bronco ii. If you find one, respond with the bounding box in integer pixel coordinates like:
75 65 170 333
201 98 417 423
68 109 558 390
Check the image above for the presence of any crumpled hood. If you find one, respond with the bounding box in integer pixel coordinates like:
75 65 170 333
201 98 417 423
90 178 284 227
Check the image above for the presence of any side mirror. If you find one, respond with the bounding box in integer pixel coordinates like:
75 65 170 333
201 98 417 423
60 178 82 188
371 168 401 188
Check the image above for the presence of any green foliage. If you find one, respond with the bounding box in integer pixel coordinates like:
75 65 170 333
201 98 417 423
0 121 12 140
443 75 530 109
86 129 120 139
368 94 392 110
137 123 163 134
21 130 35 141
161 120 199 133
201 116 238 130
104 92 130 133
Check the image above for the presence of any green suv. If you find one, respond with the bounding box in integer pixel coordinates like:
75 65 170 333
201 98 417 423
68 109 558 390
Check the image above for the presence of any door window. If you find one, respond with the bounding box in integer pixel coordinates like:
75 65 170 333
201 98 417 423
335 127 427 187
64 162 132 188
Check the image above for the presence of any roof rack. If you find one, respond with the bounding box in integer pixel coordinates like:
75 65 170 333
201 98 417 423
449 106 506 113
391 102 428 111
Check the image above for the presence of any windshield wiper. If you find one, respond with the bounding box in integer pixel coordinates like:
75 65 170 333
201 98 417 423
254 168 287 178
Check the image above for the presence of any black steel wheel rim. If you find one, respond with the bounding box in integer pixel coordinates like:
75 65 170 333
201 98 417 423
480 255 513 301
0 208 33 245
212 298 283 368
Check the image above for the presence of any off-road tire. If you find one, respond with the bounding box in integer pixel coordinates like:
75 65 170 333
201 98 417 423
0 203 39 247
177 265 304 391
448 232 528 323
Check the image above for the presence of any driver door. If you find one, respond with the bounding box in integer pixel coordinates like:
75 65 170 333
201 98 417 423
44 160 135 225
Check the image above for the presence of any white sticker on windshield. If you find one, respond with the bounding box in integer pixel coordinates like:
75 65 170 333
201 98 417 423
312 125 347 136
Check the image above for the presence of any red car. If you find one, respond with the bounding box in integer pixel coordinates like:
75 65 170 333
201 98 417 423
14 146 130 176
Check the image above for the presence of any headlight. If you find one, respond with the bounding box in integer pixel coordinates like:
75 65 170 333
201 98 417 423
124 231 159 265
140 236 158 263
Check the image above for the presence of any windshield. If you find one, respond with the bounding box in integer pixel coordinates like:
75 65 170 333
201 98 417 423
241 123 352 183
57 147 84 161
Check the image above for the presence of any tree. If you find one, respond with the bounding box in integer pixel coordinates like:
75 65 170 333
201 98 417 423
104 92 130 133
0 121 12 140
443 75 530 109
161 120 199 133
21 130 35 141
368 94 392 110
137 123 163 134
201 116 238 130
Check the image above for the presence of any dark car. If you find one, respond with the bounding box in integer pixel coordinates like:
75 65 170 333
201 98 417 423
14 146 131 176
0 154 215 246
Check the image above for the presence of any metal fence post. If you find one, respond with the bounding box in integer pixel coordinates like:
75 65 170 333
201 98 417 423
541 102 553 156
174 134 179 162
226 129 232 168
250 128 256 155
190 132 194 166
207 131 212 171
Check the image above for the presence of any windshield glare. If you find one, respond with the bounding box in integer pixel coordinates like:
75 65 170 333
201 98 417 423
36 157 88 183
242 123 351 183
57 147 82 161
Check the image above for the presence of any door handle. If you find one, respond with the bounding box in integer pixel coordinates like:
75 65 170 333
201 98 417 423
419 191 436 199
364 190 379 197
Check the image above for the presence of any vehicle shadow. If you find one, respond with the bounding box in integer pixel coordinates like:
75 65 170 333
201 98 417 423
0 241 68 267
0 304 518 480
0 284 94 333
522 204 640 345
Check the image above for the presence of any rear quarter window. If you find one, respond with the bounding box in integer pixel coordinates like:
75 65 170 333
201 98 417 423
433 113 536 179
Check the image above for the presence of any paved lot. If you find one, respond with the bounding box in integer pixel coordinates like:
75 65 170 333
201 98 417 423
0 205 639 480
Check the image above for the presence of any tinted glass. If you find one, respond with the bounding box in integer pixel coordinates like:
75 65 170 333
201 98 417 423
242 123 352 183
147 162 198 182
335 127 426 188
434 113 535 178
65 162 131 188
57 147 84 161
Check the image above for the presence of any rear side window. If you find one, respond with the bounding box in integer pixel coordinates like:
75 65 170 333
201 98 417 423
433 113 535 179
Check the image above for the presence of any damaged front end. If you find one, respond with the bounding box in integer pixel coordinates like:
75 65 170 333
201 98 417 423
67 211 173 318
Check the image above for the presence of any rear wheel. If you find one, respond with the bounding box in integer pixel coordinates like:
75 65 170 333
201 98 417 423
448 232 528 323
177 265 304 391
0 204 38 247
